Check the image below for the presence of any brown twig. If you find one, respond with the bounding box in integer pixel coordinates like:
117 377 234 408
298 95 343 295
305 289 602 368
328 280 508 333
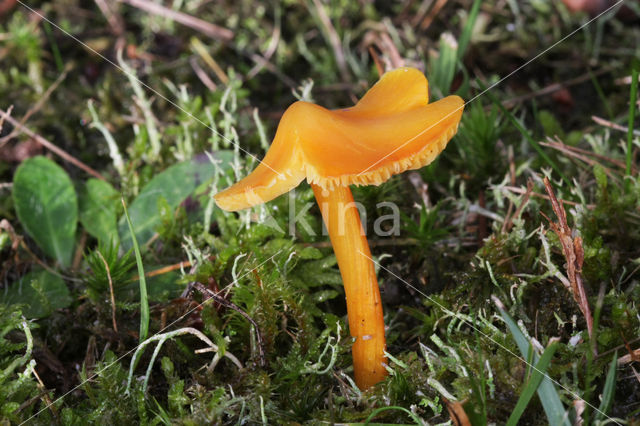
32 368 59 420
119 0 233 41
541 177 594 342
131 256 214 281
540 138 619 181
368 46 385 77
246 10 281 80
0 109 104 180
189 57 217 91
243 51 297 89
503 179 534 233
592 115 640 137
94 0 125 35
96 250 118 334
419 0 450 30
498 185 595 209
502 66 615 108
3 221 82 281
190 37 229 85
188 281 266 367
541 135 632 173
618 348 640 365
501 146 518 233
0 66 71 147
363 30 405 73
0 104 12 135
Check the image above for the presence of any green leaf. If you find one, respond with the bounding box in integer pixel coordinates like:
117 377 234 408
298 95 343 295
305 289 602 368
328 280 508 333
12 156 78 267
2 270 72 318
457 0 481 62
118 152 233 250
79 178 120 244
122 198 149 343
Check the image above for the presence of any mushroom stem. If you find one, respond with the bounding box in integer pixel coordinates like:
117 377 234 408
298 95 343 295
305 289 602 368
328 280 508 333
311 184 387 389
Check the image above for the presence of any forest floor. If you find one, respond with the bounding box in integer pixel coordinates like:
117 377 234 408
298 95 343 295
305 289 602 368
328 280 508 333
1 0 639 424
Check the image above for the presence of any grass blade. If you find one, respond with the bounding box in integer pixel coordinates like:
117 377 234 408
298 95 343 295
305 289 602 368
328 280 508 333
595 351 618 422
506 342 559 426
493 297 570 426
457 0 481 61
626 60 639 178
479 81 571 187
122 197 149 342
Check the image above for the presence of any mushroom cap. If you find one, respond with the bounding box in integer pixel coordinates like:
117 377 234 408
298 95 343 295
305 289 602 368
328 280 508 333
215 67 464 211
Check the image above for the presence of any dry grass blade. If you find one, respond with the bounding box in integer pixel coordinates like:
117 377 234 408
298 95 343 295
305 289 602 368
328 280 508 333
503 179 534 233
498 185 595 209
541 136 631 176
368 46 385 77
363 31 405 72
592 115 640 137
311 0 349 82
119 0 233 41
0 66 71 146
502 66 614 108
96 250 118 334
94 0 124 36
189 57 217 91
191 37 229 85
0 105 10 135
419 0 450 30
0 109 104 180
541 177 594 341
617 348 640 365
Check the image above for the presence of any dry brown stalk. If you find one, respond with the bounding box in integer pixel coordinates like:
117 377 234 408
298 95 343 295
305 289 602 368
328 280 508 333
189 57 218 92
499 185 595 209
94 0 125 35
419 0 450 30
541 177 594 341
540 137 623 179
310 0 349 82
119 0 233 41
0 109 105 180
502 66 614 108
0 66 71 147
592 115 640 137
503 179 534 233
617 348 640 365
368 46 385 77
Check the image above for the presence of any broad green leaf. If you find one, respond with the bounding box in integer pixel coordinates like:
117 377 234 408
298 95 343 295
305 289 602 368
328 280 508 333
2 270 72 318
12 156 78 267
118 152 233 250
79 178 120 244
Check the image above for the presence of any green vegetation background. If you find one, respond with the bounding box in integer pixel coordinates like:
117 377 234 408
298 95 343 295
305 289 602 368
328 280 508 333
0 0 639 424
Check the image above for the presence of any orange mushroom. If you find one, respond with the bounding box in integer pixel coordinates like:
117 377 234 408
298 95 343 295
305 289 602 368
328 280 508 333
214 67 464 389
